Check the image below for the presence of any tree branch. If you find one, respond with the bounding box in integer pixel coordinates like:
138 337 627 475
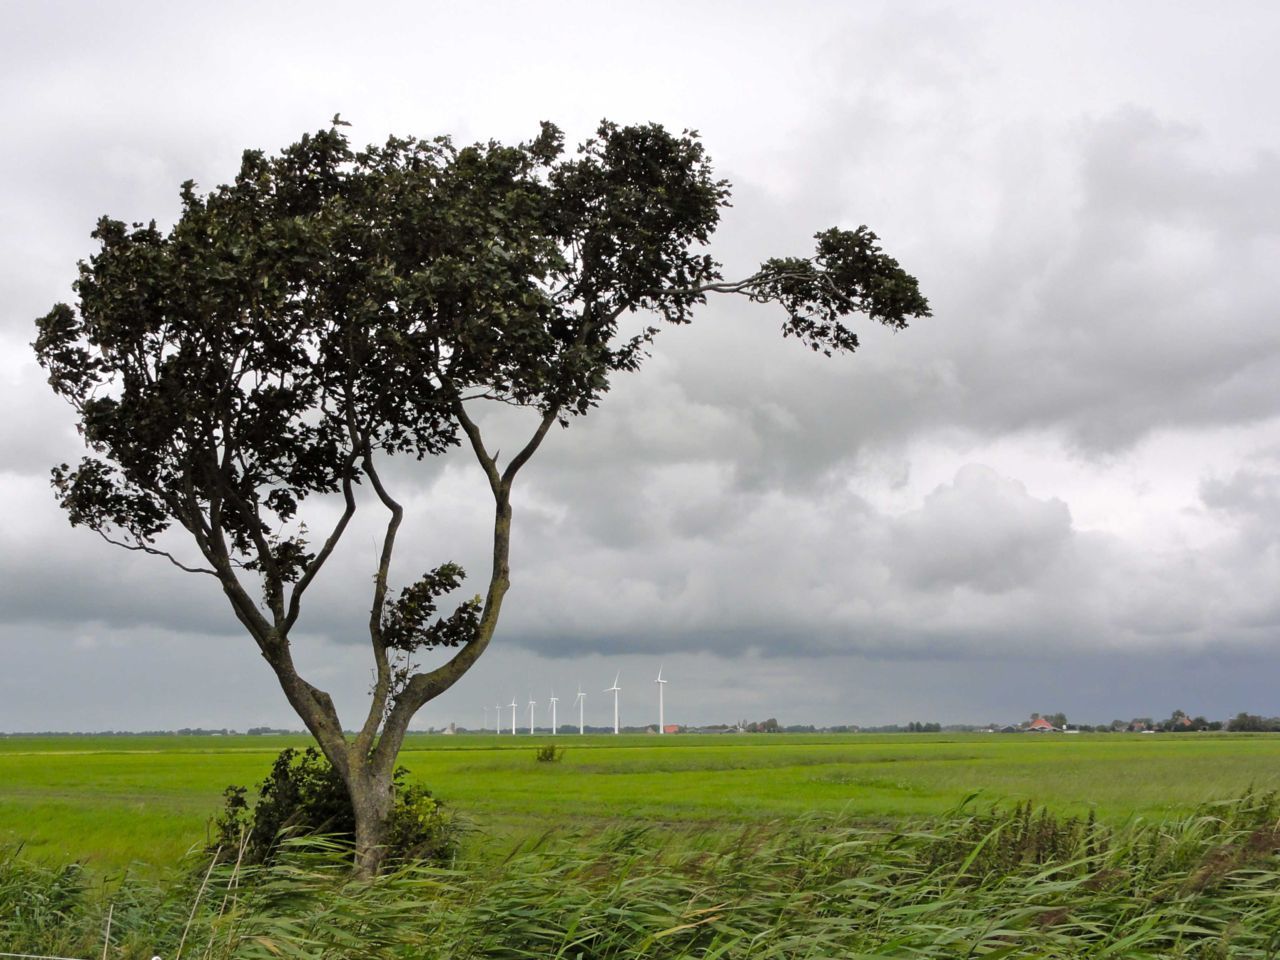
453 400 502 496
93 529 217 576
354 448 401 757
501 406 560 485
284 451 359 631
214 476 287 625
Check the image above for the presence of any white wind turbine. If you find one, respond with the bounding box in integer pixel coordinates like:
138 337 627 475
574 685 586 735
549 691 559 735
496 702 503 735
655 665 668 734
605 672 621 735
527 696 537 735
509 698 518 735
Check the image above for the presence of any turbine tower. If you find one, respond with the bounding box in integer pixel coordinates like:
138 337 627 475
605 672 621 735
655 665 668 734
574 685 585 735
527 696 537 735
509 698 517 735
549 692 559 735
496 702 502 735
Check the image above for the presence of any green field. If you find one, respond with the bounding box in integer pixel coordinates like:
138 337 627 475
5 731 1280 871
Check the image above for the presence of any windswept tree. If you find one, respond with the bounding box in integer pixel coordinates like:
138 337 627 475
35 118 929 875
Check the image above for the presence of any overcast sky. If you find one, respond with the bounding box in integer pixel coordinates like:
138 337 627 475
3 1 1278 731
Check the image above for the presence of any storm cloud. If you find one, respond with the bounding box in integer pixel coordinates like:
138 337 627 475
2 1 1278 729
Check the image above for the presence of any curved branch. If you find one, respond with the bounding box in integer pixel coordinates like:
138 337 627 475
453 400 501 495
214 476 286 624
354 448 402 756
284 451 359 631
93 528 217 576
502 406 559 485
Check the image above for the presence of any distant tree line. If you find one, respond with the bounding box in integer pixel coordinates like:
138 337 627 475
1224 713 1280 732
0 728 243 737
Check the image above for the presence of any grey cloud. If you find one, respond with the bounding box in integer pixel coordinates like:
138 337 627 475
1201 466 1280 529
1196 462 1280 632
0 481 237 636
887 465 1072 594
13 622 1280 732
492 461 1271 662
648 105 1280 481
4 2 1280 731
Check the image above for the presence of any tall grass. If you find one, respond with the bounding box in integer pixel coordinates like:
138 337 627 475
4 792 1280 958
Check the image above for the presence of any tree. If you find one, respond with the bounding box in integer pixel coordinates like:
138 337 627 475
34 119 929 875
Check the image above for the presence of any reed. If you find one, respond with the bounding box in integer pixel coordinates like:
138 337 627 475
4 792 1280 958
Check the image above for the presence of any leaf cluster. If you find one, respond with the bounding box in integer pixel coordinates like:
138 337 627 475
380 563 482 652
756 226 931 356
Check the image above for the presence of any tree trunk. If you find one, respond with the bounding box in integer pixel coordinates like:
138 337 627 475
348 766 394 879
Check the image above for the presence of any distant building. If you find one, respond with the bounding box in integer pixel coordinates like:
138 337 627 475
1026 717 1056 732
663 724 680 735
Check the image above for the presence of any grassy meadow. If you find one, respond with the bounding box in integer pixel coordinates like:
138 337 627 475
5 731 1280 871
8 733 1280 957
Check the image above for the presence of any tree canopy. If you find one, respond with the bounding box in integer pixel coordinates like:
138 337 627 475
34 117 929 874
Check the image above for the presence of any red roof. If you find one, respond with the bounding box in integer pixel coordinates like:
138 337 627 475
1027 717 1055 731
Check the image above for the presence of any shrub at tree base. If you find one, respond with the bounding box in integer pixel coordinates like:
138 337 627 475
209 747 460 867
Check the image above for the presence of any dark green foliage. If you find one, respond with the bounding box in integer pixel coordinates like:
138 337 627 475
906 720 942 732
209 748 460 867
380 562 481 652
758 226 929 355
1227 711 1280 731
534 744 564 763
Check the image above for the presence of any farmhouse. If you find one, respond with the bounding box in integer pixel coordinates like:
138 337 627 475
1026 717 1056 732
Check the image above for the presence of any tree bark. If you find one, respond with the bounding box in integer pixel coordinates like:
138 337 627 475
347 762 394 879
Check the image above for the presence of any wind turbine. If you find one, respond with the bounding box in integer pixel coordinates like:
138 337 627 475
605 672 621 735
549 691 559 735
574 685 585 735
655 665 668 734
496 702 502 735
509 698 517 735
527 696 537 735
